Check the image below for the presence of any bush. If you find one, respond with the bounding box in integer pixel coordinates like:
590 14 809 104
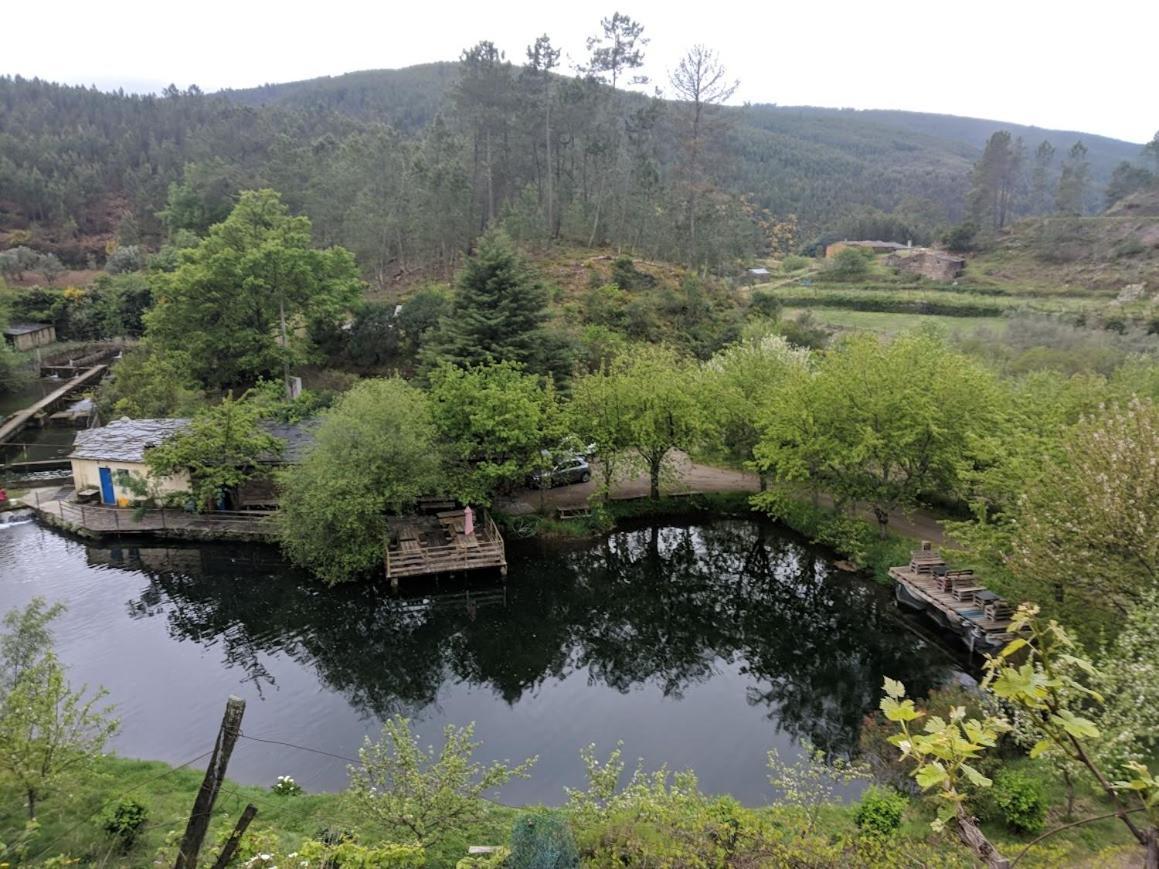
102 798 148 850
781 254 811 273
825 248 871 281
270 774 303 796
943 221 980 253
509 811 579 868
992 769 1047 834
854 786 907 837
104 245 145 274
749 290 783 320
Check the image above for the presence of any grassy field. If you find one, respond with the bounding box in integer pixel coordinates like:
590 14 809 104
782 307 1008 336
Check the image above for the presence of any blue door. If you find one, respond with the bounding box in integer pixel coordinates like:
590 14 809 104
98 467 115 505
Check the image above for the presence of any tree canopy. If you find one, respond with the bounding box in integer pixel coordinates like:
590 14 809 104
145 189 362 388
276 378 444 584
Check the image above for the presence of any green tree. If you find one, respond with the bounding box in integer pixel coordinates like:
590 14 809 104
146 189 362 389
701 331 810 489
0 600 118 819
277 378 444 584
1055 141 1090 216
430 228 547 372
347 716 536 846
428 362 562 504
1105 161 1155 209
94 343 205 419
968 131 1023 230
572 346 707 500
1030 140 1056 215
756 332 1002 537
1006 398 1158 615
825 247 871 281
145 392 284 510
584 12 649 90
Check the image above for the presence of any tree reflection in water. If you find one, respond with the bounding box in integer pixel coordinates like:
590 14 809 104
102 518 954 757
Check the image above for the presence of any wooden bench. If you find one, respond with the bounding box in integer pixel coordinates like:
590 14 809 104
557 506 592 520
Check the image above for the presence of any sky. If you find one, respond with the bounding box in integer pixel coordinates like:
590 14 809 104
4 0 1156 144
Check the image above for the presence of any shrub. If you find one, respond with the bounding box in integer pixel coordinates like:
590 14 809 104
749 290 783 320
943 221 980 252
609 255 655 291
509 811 579 868
825 248 871 281
854 786 907 837
992 769 1047 834
270 774 303 796
102 798 148 850
781 254 811 273
104 245 145 274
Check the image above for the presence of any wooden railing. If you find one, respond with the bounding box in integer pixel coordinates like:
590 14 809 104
48 500 273 536
385 515 507 579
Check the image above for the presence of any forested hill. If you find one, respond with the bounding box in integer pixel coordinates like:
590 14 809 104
0 55 1146 279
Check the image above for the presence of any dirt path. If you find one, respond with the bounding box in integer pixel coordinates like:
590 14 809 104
498 453 950 544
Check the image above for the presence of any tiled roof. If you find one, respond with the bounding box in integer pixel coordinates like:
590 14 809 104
4 322 53 336
69 418 316 464
70 418 191 463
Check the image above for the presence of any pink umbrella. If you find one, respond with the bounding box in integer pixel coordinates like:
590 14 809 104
463 505 475 536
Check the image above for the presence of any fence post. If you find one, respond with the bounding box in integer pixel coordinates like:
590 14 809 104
80 504 86 527
114 508 119 531
175 697 246 869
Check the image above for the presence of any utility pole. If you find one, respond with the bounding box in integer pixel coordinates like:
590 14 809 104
175 696 246 869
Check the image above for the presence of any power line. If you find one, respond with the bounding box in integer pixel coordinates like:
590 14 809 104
239 731 359 765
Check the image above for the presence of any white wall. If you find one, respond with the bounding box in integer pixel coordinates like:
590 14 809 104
70 458 190 506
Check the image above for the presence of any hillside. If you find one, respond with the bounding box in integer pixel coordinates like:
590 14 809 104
0 62 1150 282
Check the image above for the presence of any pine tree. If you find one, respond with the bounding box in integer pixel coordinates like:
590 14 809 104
1056 141 1090 216
967 131 1022 230
432 228 547 370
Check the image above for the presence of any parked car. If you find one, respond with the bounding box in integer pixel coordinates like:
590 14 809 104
530 455 592 488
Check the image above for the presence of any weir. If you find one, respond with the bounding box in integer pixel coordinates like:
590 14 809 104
0 364 107 450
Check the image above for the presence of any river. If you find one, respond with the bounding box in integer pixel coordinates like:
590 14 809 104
0 514 962 805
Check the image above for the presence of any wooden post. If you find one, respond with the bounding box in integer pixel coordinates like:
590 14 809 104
210 803 258 869
175 696 246 869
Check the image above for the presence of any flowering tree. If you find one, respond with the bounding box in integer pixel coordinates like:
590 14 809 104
1007 398 1158 615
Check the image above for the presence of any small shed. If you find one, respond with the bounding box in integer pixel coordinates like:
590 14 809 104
69 417 315 507
4 322 56 351
70 418 193 506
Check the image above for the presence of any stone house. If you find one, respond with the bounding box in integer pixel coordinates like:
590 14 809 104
885 249 966 282
4 322 56 351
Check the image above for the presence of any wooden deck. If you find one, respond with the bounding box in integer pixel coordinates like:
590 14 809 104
384 510 507 583
0 364 107 449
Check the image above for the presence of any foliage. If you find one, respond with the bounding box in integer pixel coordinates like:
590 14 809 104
569 345 708 500
508 811 579 869
566 744 764 866
104 245 144 274
825 247 872 281
398 285 451 354
781 254 811 272
101 798 149 851
347 716 536 846
0 600 119 819
428 362 562 504
701 330 810 483
991 768 1046 834
756 331 1003 536
277 377 444 583
1005 398 1158 615
145 189 362 388
94 343 205 418
271 774 304 796
1096 595 1159 769
145 391 283 510
429 228 548 372
853 786 908 837
767 739 870 836
942 221 980 252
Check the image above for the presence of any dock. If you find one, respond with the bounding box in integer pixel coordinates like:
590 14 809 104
889 543 1020 653
384 509 507 587
0 364 107 449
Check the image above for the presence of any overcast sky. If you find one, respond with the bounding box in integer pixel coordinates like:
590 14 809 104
4 0 1155 144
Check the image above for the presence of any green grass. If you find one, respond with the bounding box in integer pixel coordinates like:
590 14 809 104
0 755 519 866
783 307 1007 336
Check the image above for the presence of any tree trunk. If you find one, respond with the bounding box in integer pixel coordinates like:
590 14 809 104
649 458 661 500
27 788 36 820
758 472 768 492
873 506 889 539
1145 827 1159 869
955 813 1010 868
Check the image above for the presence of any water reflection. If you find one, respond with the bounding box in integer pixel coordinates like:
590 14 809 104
101 519 951 757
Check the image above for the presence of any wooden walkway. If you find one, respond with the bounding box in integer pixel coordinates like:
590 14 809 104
384 510 507 583
0 365 107 448
19 488 274 540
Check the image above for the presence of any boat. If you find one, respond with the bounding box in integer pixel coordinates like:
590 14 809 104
889 542 1020 654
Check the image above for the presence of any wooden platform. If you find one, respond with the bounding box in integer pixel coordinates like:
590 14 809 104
384 510 507 582
0 365 106 448
889 564 1020 649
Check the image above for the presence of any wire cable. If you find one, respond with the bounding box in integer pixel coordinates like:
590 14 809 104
239 731 359 765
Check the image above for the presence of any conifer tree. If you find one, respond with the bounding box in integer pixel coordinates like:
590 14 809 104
432 228 547 371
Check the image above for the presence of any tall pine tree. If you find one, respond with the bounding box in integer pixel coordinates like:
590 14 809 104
431 228 547 371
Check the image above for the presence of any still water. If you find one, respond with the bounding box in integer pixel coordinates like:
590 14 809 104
0 515 960 804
